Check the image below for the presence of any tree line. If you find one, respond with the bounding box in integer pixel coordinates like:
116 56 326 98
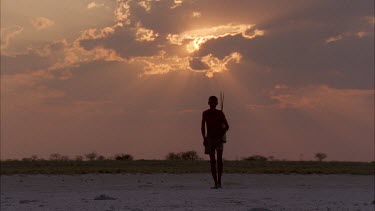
3 151 329 162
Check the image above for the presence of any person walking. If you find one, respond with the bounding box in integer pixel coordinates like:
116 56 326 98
201 95 229 189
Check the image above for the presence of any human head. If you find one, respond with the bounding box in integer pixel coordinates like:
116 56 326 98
208 96 218 109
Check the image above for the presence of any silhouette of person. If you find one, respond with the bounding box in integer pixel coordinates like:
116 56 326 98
201 96 229 189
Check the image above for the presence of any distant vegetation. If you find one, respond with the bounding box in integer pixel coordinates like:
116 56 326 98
315 153 327 162
166 151 202 161
115 154 134 161
242 155 269 162
1 151 374 175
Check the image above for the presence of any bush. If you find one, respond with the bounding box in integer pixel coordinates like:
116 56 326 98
180 151 201 161
97 155 106 160
75 155 84 161
85 152 99 161
21 155 39 161
166 152 180 160
115 154 133 161
48 153 69 161
165 151 202 161
49 153 61 161
242 155 268 162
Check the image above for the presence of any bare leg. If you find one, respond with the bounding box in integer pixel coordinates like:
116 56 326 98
209 152 218 188
217 149 223 188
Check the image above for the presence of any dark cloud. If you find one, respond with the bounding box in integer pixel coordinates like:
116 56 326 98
194 0 374 89
1 53 50 75
189 57 210 70
79 27 162 59
1 39 67 75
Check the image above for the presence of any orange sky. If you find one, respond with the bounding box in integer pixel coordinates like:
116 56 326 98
1 0 374 161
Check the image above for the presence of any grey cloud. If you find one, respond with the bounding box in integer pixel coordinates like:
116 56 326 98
193 1 374 89
189 57 210 70
1 53 52 75
80 0 315 59
79 26 163 59
1 39 68 75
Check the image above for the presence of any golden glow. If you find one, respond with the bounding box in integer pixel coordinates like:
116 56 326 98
171 0 183 9
87 2 104 9
115 0 131 25
201 52 242 77
135 23 159 42
192 12 201 18
129 51 241 77
167 24 264 53
130 51 190 76
138 1 152 12
325 34 343 43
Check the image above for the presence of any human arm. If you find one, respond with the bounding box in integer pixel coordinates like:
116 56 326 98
201 112 207 145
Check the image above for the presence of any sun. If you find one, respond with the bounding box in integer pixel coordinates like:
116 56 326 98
186 37 206 52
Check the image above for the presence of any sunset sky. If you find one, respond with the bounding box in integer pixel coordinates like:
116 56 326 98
1 0 374 161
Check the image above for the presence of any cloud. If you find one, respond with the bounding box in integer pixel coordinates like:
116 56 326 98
30 17 55 30
0 26 23 52
129 51 190 76
325 17 374 43
135 22 159 42
167 24 264 53
274 84 288 89
189 57 210 70
87 2 105 9
128 51 241 77
138 0 152 12
171 0 183 9
248 85 374 117
4 0 373 82
115 0 131 24
197 52 242 78
78 25 118 40
75 1 261 77
46 42 124 80
192 12 201 18
325 34 344 43
1 69 61 113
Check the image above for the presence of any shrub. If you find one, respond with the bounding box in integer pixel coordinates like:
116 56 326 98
60 156 69 161
22 157 32 161
180 151 201 161
242 155 268 162
49 153 69 161
30 155 39 161
97 155 106 160
166 152 180 160
115 154 133 161
85 152 98 161
49 153 62 161
165 151 202 161
75 155 84 161
21 155 39 161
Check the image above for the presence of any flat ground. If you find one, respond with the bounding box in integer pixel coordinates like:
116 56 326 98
1 174 374 210
1 160 373 175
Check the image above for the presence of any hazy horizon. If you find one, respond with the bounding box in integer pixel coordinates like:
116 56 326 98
1 0 374 161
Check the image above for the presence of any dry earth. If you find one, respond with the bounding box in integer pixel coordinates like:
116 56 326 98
1 174 374 210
